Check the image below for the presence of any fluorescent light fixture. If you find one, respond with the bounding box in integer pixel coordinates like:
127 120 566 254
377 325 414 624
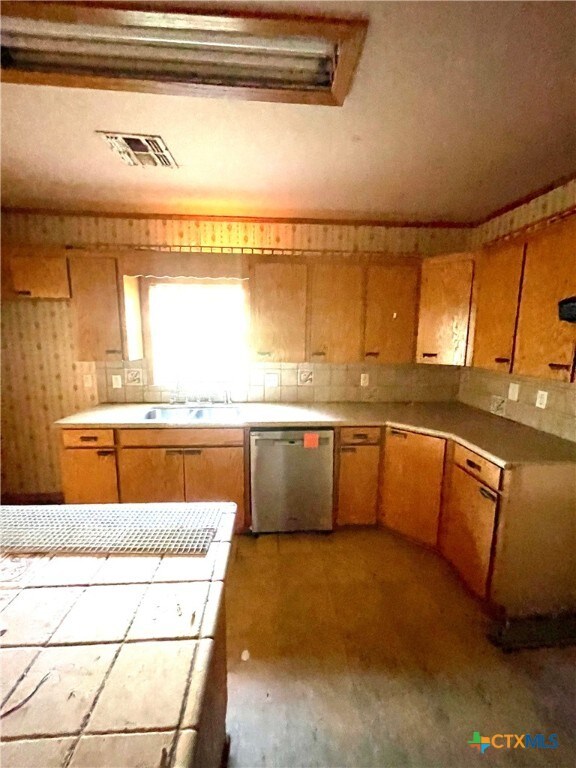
1 2 368 105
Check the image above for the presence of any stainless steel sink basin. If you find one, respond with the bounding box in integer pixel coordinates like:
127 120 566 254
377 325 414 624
144 406 242 422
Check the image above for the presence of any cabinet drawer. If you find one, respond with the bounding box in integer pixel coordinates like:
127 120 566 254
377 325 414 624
118 428 244 447
341 427 381 445
61 429 115 448
453 443 501 490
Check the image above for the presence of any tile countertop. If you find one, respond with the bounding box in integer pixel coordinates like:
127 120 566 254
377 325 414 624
0 508 235 768
55 402 576 468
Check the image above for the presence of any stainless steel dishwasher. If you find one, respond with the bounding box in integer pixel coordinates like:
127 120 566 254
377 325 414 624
250 429 334 532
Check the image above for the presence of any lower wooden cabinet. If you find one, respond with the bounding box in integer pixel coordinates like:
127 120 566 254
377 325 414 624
337 445 380 525
438 463 498 599
184 447 245 530
61 448 119 503
118 448 185 503
380 428 445 545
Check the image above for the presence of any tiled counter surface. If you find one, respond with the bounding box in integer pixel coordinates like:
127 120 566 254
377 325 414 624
56 401 576 466
0 510 235 768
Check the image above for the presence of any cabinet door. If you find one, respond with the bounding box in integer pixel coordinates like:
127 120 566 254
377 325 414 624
61 449 118 503
514 217 576 381
69 256 123 361
473 243 524 372
380 429 445 546
364 263 419 364
10 255 70 298
118 448 185 502
251 263 307 362
439 463 497 599
337 445 380 525
184 447 245 531
416 258 473 365
309 265 363 363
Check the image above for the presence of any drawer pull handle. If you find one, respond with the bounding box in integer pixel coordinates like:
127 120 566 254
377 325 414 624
257 351 271 356
186 449 202 455
365 352 380 358
16 290 32 296
466 458 482 472
166 449 183 455
312 351 326 356
97 450 114 457
479 487 497 503
494 357 510 363
80 436 98 442
352 433 369 439
390 429 407 438
422 352 438 358
341 446 356 453
105 349 122 355
548 362 570 371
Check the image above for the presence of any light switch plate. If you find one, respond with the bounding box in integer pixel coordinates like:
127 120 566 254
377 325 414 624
360 373 369 387
536 390 548 409
111 374 123 389
508 382 519 401
264 372 279 388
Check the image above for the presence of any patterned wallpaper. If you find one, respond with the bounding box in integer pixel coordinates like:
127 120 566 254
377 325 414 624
1 178 575 495
1 302 98 495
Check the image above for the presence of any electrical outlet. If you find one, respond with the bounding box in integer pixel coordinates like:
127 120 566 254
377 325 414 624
83 374 93 389
508 382 519 401
360 373 369 387
111 374 123 389
490 395 506 416
536 390 548 409
264 372 279 388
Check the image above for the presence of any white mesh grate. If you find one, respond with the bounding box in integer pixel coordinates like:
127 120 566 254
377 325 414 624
0 503 226 556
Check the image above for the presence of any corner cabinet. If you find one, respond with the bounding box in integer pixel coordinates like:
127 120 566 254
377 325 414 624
379 427 445 546
513 217 576 382
416 256 474 365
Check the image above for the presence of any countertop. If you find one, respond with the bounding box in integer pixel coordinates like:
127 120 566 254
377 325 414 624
55 402 576 468
0 505 234 768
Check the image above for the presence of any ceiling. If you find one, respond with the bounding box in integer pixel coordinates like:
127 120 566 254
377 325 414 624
1 1 575 223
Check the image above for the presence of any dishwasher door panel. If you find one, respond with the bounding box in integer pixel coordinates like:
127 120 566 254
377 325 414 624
250 430 334 532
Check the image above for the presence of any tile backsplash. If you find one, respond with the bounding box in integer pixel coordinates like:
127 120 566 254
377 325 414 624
96 361 462 406
458 368 576 442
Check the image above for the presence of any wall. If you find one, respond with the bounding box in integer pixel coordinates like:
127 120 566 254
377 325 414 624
1 178 575 496
459 369 576 443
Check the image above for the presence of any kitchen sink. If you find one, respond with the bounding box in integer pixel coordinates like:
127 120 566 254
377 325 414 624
144 406 242 422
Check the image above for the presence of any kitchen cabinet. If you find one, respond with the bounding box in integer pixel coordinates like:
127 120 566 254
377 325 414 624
416 257 474 365
61 429 118 503
69 255 123 361
364 263 419 363
513 217 576 382
308 264 363 363
439 461 498 599
4 250 70 299
472 242 525 372
380 428 445 546
250 262 307 362
117 428 245 530
337 445 380 526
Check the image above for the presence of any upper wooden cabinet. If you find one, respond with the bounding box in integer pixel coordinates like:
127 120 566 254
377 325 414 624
416 257 474 365
364 262 419 364
250 263 307 362
69 255 123 361
514 217 576 382
472 242 525 373
4 251 70 299
308 264 363 363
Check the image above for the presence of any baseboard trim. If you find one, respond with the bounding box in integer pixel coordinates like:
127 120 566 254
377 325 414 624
1 492 64 505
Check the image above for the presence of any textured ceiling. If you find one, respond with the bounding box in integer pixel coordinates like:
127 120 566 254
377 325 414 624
1 1 575 222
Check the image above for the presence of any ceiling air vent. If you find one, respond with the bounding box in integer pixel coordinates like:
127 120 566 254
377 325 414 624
98 133 178 169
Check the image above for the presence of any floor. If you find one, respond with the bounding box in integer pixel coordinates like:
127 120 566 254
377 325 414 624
225 529 575 768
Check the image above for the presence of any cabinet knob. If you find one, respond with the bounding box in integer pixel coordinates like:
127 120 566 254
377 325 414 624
341 446 356 453
548 362 570 371
494 357 510 364
257 351 271 357
479 487 497 503
96 450 114 457
365 352 380 358
466 458 482 472
390 429 408 438
422 352 438 358
105 349 122 355
80 436 98 442
312 351 326 357
16 290 32 296
166 449 183 455
185 449 202 455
